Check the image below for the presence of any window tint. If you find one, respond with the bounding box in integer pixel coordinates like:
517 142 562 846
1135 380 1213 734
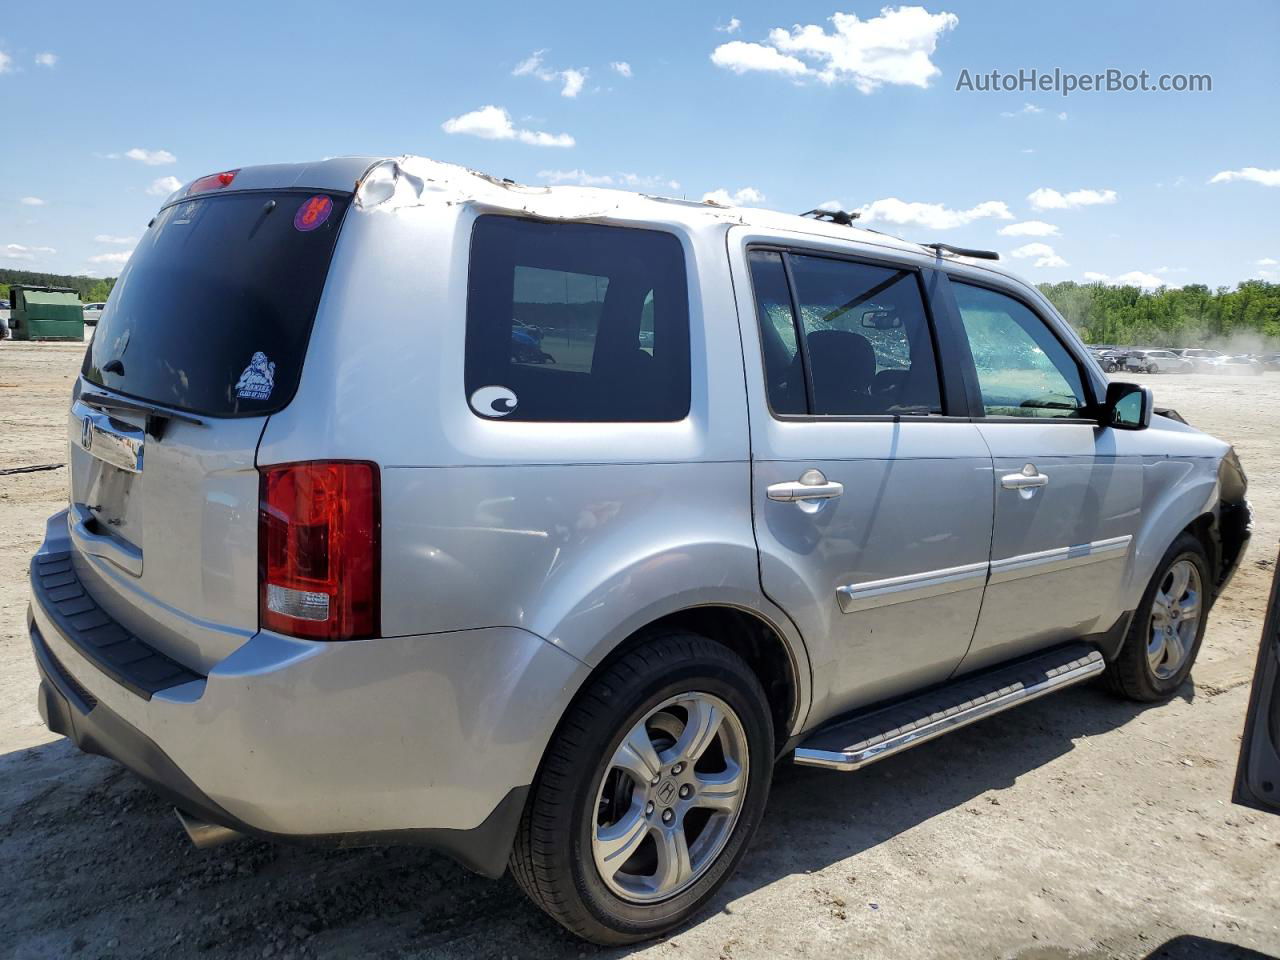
466 216 690 422
951 281 1087 419
82 190 350 416
748 250 942 416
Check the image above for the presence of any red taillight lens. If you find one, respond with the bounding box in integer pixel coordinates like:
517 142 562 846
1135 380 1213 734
187 169 239 195
259 461 380 641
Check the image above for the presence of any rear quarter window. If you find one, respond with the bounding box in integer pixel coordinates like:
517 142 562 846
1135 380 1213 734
464 216 691 422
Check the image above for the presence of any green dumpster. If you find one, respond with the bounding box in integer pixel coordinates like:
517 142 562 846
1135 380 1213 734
9 285 85 341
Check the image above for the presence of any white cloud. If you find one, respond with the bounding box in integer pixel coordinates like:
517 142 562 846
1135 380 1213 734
539 169 615 186
19 196 45 206
147 175 183 196
441 105 574 147
126 147 177 166
539 169 681 191
711 41 809 77
1027 186 1117 210
88 251 133 266
702 186 766 206
0 52 11 74
1009 242 1068 268
1209 167 1280 188
560 68 586 98
513 50 590 99
4 243 56 261
1258 257 1279 266
854 197 1013 231
1057 111 1068 120
1000 102 1042 117
95 234 138 245
998 220 1059 237
712 7 958 92
1083 270 1170 289
717 18 742 33
35 52 57 67
611 61 632 78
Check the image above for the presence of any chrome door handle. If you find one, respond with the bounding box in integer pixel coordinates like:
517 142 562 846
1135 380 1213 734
767 469 844 503
1001 464 1049 494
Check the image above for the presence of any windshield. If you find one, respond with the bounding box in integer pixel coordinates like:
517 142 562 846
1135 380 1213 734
83 189 350 416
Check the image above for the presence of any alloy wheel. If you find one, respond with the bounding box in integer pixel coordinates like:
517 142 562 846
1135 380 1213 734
1147 558 1202 680
591 692 749 903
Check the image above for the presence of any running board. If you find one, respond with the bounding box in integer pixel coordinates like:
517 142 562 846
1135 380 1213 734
793 643 1105 771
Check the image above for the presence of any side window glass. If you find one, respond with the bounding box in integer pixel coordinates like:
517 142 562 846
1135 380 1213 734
787 255 942 416
747 250 805 414
465 216 690 422
951 281 1087 419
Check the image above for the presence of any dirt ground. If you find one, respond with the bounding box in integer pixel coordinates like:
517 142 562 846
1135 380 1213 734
1 341 1278 960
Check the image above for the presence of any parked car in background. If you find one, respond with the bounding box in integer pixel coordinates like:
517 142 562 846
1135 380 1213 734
82 302 106 326
0 298 10 309
1258 352 1280 372
1092 348 1128 372
1175 348 1228 373
1127 349 1193 374
28 156 1254 945
1210 355 1263 375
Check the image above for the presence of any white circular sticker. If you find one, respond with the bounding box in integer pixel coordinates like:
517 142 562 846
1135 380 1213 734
469 385 519 418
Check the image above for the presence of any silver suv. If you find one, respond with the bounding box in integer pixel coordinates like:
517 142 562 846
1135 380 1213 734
28 156 1251 944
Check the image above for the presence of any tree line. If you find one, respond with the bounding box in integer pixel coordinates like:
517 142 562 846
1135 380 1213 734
0 268 115 304
1037 280 1280 348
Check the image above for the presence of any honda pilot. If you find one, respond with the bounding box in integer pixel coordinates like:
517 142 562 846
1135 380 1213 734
28 156 1251 944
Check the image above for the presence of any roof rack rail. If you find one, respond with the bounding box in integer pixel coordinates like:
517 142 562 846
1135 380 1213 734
924 242 999 261
800 208 860 226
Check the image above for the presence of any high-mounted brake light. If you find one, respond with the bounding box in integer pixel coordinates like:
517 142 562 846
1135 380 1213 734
186 169 240 195
259 461 380 641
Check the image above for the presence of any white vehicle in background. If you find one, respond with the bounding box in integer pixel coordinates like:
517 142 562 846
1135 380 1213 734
82 302 107 326
1129 349 1194 374
1174 348 1227 373
1210 355 1264 376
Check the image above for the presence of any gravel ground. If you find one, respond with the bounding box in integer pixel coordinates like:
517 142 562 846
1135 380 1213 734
1 342 1278 960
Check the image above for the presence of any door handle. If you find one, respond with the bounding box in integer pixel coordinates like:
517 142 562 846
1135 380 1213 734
1001 463 1049 496
768 469 844 503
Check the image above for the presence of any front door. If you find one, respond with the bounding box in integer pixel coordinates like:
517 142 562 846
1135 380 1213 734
944 278 1143 673
733 237 995 723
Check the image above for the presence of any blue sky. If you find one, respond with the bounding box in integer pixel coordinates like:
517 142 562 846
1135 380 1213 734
2 0 1277 288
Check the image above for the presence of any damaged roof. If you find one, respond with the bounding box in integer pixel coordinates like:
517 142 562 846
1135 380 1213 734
164 154 1001 270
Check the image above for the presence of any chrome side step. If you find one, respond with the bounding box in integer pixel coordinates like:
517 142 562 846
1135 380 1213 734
793 644 1104 772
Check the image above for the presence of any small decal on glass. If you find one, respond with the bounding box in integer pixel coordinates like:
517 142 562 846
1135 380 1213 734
294 194 334 232
469 385 518 418
235 351 276 401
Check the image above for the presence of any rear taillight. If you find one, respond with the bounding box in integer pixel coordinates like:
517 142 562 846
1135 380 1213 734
186 169 239 195
258 461 380 641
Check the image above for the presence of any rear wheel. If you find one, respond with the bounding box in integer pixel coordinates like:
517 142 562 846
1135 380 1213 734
510 632 773 944
1105 532 1210 701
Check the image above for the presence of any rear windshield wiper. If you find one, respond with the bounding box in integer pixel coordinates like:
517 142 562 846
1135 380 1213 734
78 389 205 438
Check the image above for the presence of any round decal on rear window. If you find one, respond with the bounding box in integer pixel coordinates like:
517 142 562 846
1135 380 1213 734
294 195 334 232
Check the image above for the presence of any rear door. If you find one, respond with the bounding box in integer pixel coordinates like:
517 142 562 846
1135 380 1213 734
732 234 995 722
1234 546 1280 815
67 185 351 672
941 277 1143 673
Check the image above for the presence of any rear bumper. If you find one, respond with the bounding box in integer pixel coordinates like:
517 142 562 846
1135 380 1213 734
28 512 589 877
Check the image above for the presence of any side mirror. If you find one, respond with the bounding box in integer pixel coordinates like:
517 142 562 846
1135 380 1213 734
1104 381 1152 430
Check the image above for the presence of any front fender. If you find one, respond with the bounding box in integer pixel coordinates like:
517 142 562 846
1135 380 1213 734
1126 455 1221 604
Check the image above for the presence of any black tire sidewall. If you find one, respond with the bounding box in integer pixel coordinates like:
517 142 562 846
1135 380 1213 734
565 649 773 938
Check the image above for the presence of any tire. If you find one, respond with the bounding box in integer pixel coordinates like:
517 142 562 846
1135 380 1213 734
509 631 774 944
1104 532 1211 701
1147 363 1159 374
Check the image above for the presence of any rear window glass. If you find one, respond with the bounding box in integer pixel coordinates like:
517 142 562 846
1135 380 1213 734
82 190 350 416
465 215 690 422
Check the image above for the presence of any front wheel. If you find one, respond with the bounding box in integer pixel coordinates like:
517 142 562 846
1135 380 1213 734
510 632 774 944
1104 532 1211 701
